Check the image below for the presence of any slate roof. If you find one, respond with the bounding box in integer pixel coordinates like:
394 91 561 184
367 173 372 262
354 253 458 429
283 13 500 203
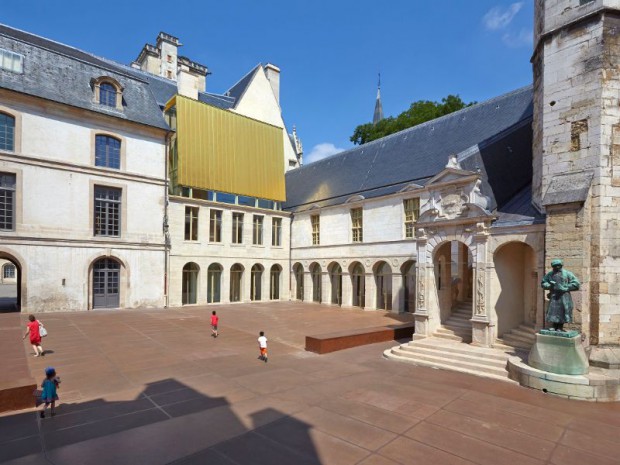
225 64 261 103
0 24 168 131
284 85 535 221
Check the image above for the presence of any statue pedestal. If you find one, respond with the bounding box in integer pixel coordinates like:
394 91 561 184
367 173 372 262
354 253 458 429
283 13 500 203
528 332 589 375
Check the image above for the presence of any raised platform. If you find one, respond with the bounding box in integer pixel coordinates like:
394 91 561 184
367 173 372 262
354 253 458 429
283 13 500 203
305 323 415 354
0 313 37 412
507 356 620 402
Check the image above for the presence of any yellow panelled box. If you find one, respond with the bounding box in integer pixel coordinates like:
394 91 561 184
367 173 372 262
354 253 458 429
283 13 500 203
166 95 286 202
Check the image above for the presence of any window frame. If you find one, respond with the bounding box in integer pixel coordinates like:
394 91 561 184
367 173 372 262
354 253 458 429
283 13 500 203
0 112 15 152
403 198 420 239
3 263 15 279
94 134 122 169
0 48 24 74
92 76 124 110
0 106 21 153
0 172 16 231
209 209 222 243
232 212 244 244
184 206 199 241
93 185 122 237
253 215 264 245
351 207 363 243
311 214 320 245
272 217 282 247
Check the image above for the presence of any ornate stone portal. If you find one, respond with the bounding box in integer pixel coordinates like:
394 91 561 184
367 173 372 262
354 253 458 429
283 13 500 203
413 157 496 346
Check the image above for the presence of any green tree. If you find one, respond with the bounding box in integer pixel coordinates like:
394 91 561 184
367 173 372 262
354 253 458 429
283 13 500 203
350 95 475 145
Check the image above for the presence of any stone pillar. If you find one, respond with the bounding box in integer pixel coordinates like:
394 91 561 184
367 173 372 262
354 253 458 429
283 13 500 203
321 272 330 304
365 272 376 310
303 271 312 302
342 272 353 307
471 223 493 347
243 268 252 303
413 229 434 337
391 273 403 313
221 269 231 304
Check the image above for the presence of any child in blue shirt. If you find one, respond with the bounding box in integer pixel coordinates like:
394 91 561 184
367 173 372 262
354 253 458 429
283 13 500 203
40 367 60 418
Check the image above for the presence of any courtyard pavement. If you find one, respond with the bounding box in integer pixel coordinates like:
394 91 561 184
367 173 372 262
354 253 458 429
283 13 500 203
1 301 619 465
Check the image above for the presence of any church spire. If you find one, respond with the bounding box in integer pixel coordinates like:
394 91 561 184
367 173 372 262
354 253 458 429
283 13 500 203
373 73 384 125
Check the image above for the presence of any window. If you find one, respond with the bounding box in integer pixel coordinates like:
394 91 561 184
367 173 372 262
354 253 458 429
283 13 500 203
232 212 243 244
167 54 173 63
253 215 263 245
272 218 282 246
404 198 420 238
0 173 16 231
99 83 117 108
94 186 121 236
209 210 222 242
0 113 15 152
351 208 363 242
95 135 121 169
0 49 23 73
311 215 320 245
289 160 297 167
3 264 15 279
184 206 198 241
167 70 173 79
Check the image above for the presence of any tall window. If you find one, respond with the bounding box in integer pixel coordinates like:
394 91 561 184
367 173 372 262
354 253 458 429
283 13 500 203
95 135 121 169
253 215 263 245
403 198 420 238
209 210 222 242
0 113 15 152
272 218 282 246
232 212 243 244
351 208 363 242
99 83 117 108
184 206 198 241
311 215 320 245
94 186 121 236
0 173 16 231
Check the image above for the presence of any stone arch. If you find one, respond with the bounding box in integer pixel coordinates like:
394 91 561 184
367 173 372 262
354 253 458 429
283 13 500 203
181 262 200 305
270 264 282 300
0 247 25 312
292 262 304 301
230 263 244 302
327 261 343 306
309 262 322 303
207 263 223 303
250 263 264 301
349 261 365 308
374 261 393 310
492 241 538 337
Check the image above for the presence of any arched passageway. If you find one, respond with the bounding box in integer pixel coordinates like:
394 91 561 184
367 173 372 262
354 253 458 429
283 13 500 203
310 263 321 303
293 263 304 301
350 262 365 308
374 261 392 310
230 264 243 302
493 242 537 336
207 263 222 303
251 264 264 301
270 265 281 300
0 254 21 312
181 262 199 305
401 260 416 312
328 263 342 306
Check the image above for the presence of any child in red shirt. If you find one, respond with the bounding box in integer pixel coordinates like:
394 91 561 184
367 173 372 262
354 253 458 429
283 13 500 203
23 315 44 357
211 311 219 338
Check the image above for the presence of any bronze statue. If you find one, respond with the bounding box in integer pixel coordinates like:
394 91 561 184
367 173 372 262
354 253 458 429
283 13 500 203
541 259 580 332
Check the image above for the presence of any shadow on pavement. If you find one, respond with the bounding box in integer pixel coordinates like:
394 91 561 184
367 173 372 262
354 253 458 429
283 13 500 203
0 378 322 465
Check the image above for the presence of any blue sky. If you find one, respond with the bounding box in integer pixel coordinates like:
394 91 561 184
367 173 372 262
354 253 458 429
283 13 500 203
2 1 534 164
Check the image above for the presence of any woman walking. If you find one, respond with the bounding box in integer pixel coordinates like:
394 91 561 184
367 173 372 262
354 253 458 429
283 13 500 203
23 315 44 357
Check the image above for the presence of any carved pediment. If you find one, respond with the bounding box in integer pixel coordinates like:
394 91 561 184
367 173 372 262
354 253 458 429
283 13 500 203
398 183 424 193
427 167 478 186
345 194 365 204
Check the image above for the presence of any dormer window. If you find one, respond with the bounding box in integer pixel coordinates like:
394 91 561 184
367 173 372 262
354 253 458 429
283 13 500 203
92 77 123 110
0 49 23 73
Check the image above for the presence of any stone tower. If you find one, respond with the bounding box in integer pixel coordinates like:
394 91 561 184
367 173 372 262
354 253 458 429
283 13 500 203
533 0 620 365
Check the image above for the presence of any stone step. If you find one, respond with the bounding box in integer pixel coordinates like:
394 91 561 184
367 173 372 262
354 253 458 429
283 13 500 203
437 325 470 336
507 328 536 341
399 344 508 368
391 348 509 376
384 348 512 383
494 339 531 352
501 334 534 349
433 331 468 343
442 319 471 329
413 339 509 361
434 328 471 343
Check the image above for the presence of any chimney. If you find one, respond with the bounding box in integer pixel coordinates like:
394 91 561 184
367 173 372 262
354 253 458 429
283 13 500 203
264 63 280 106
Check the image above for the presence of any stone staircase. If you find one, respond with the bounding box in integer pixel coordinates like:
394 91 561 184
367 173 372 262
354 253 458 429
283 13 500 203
383 337 516 383
433 300 472 343
494 323 536 351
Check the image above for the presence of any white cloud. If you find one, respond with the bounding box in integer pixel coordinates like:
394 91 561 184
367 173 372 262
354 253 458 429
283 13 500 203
502 28 533 48
483 2 523 30
305 142 345 164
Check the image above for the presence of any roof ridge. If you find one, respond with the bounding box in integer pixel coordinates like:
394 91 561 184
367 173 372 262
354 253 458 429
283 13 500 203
226 63 262 94
296 84 533 171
